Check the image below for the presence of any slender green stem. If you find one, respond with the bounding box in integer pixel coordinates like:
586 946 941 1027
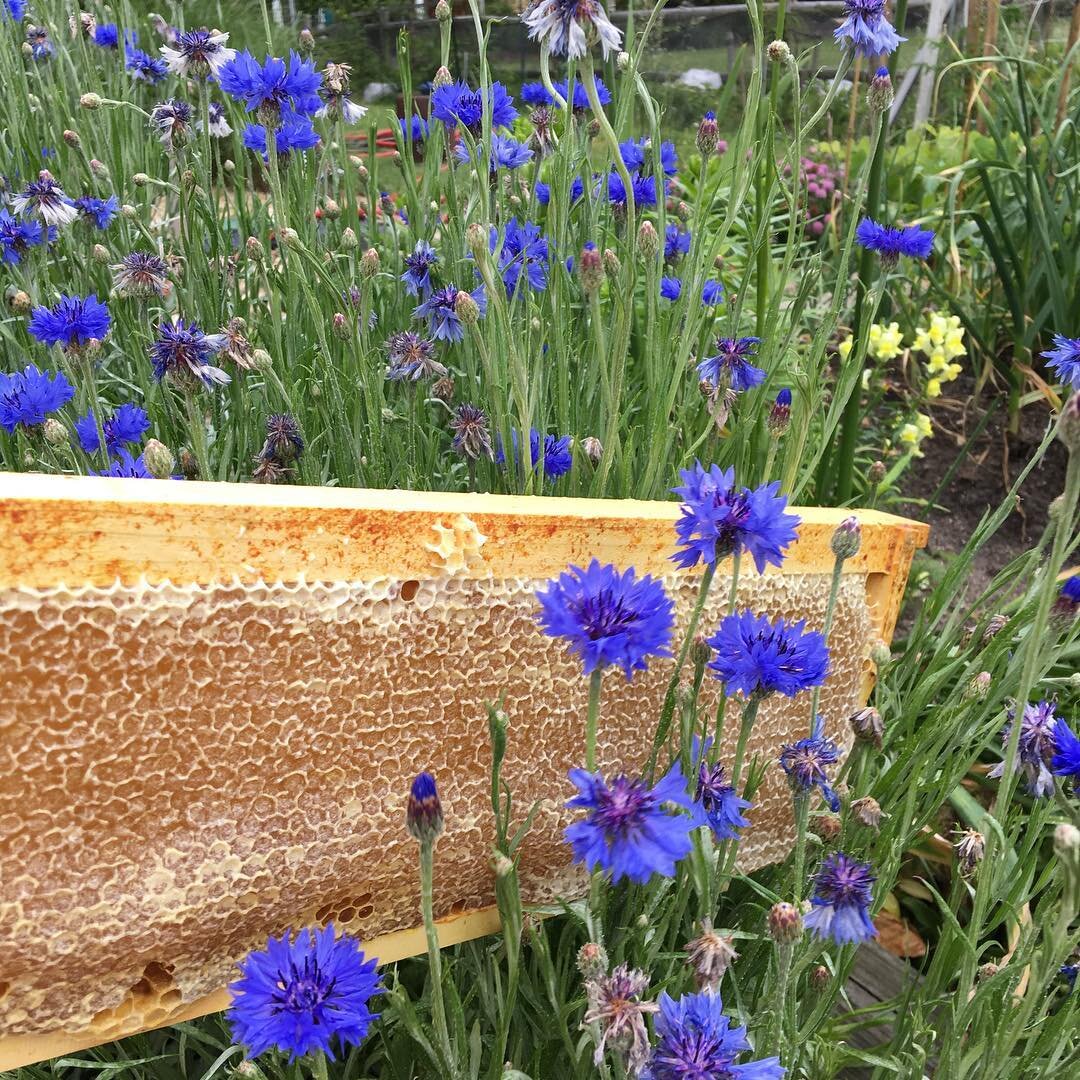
419 839 454 1074
585 667 604 773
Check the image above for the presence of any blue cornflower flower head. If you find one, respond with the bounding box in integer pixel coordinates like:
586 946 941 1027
491 217 551 296
620 137 678 177
570 175 585 201
75 402 150 455
779 714 841 812
553 75 612 111
834 0 906 59
1062 963 1079 992
384 331 446 382
455 133 534 171
1041 334 1080 390
150 319 231 386
93 23 119 48
645 988 785 1080
1052 718 1080 781
125 46 168 82
671 462 801 572
707 611 829 700
688 741 752 841
1057 574 1080 618
565 762 695 882
12 170 78 227
27 26 55 61
430 80 517 132
855 216 934 266
804 851 878 945
535 180 551 205
28 294 110 351
989 700 1060 797
0 365 74 433
242 112 320 161
413 283 487 343
702 279 725 305
496 428 573 479
660 276 682 302
401 240 438 297
697 337 765 393
400 114 429 142
218 50 323 120
74 194 120 230
160 27 235 79
520 81 554 107
521 0 622 61
228 924 381 1061
90 449 154 478
664 224 691 262
111 251 170 298
149 99 193 149
606 170 658 208
0 209 48 264
3 0 27 20
536 560 674 678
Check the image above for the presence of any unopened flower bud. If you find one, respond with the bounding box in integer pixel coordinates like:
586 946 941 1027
581 435 603 466
965 671 992 701
246 236 265 261
768 901 803 944
870 640 891 667
830 516 861 560
251 349 274 372
142 439 176 479
868 459 886 487
9 290 31 314
42 418 68 447
868 67 894 113
977 962 1000 982
120 204 137 219
982 614 1008 643
181 168 197 192
576 941 609 980
90 159 108 178
62 129 81 149
465 221 489 259
579 243 604 293
491 850 514 878
357 163 369 183
432 375 455 402
616 50 630 71
602 248 620 276
435 0 452 21
696 110 719 157
340 226 358 250
768 388 791 437
322 197 341 221
813 814 842 842
91 244 109 264
1058 394 1080 454
433 65 453 89
179 448 199 480
406 771 444 843
279 226 299 248
851 796 882 830
223 158 235 175
850 707 883 750
80 92 102 110
332 312 349 340
767 40 792 64
809 965 831 992
132 172 150 187
454 290 480 326
637 219 659 259
1055 822 1080 854
298 27 314 51
360 247 379 278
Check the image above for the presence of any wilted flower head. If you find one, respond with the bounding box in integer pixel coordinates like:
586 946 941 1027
111 251 170 298
849 706 883 749
150 318 230 387
953 827 985 876
855 216 934 266
0 365 74 433
521 0 622 61
565 762 695 883
804 852 877 945
260 413 304 464
149 99 193 149
228 925 381 1061
583 964 656 1075
536 560 674 679
27 293 110 350
449 403 493 461
685 920 739 990
161 27 235 77
988 699 1059 797
671 463 800 572
697 337 765 393
779 715 841 811
12 170 78 227
384 331 446 382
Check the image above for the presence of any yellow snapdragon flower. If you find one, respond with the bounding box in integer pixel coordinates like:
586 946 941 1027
915 312 965 393
897 412 933 456
868 321 904 361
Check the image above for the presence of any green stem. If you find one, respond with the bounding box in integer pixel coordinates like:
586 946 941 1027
419 839 454 1074
585 667 604 773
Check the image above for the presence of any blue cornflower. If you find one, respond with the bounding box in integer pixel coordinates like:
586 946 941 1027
989 700 1060 797
855 216 934 265
565 762 694 883
553 75 612 111
93 23 119 48
3 0 27 20
1059 575 1080 615
28 294 111 350
228 924 381 1061
384 331 446 381
26 26 55 61
0 365 74 433
150 319 231 386
491 218 551 297
149 99 193 149
1062 964 1079 992
430 80 517 132
400 114 429 142
1041 334 1080 390
12 170 78 227
90 449 154 478
834 0 906 59
520 81 554 107
0 209 49 264
689 740 752 841
401 240 438 297
75 403 150 455
570 175 585 201
664 224 691 262
497 428 573 480
536 560 674 678
671 462 801 572
707 611 829 700
455 132 534 171
660 276 682 301
74 195 120 229
523 1 622 62
620 137 678 177
698 337 765 392
160 27 235 78
606 170 658 208
413 283 487 343
702 279 725 305
241 112 320 160
218 50 323 119
779 714 841 811
125 46 168 82
406 772 444 842
535 181 551 205
804 852 878 945
1052 718 1080 781
645 988 784 1080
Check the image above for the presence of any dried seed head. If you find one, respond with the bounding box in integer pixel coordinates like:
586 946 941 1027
9 290 32 314
616 50 631 71
431 375 455 402
1054 822 1080 855
850 707 883 750
850 796 882 830
685 920 738 989
813 813 842 842
132 172 150 187
953 827 985 876
977 962 1000 982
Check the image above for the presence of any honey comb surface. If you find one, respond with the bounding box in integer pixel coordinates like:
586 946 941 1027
0 569 868 1038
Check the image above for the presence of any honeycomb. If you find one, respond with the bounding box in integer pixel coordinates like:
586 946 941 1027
0 569 868 1040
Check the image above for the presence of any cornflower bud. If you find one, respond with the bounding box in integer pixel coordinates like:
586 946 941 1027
251 349 274 372
965 671 992 701
42 418 68 447
603 248 620 276
406 772 444 843
80 92 102 110
322 198 341 221
360 247 380 278
768 902 803 944
179 449 199 480
246 236 265 262
142 439 176 479
454 290 481 327
332 312 349 340
465 221 489 259
809 965 831 991
579 242 604 294
435 0 452 22
850 796 882 830
433 65 453 89
1055 822 1080 855
813 814 842 842
279 227 300 248
340 226 358 250
869 640 891 666
616 50 630 71
132 172 150 187
696 110 719 157
491 850 514 878
90 160 108 178
91 244 109 265
637 219 659 259
768 388 791 437
868 67 894 113
357 163 369 182
767 40 792 64
62 129 81 149
299 27 315 51
120 204 137 219
977 962 1000 982
868 459 886 486
577 941 609 980
830 516 862 560
581 435 603 466
9 290 31 314
849 707 883 750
